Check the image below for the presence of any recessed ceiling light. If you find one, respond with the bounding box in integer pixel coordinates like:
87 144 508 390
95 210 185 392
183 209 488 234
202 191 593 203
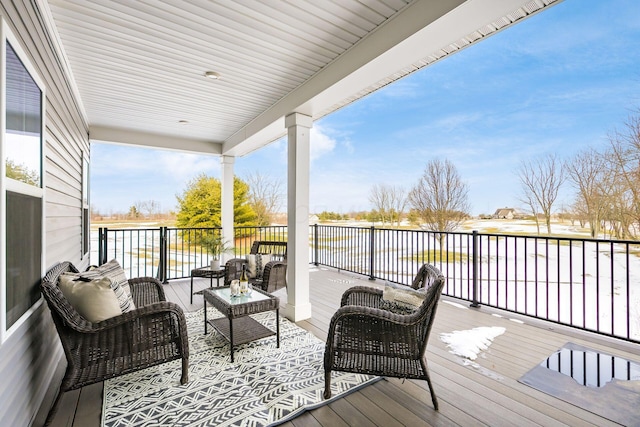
178 120 189 125
204 71 221 80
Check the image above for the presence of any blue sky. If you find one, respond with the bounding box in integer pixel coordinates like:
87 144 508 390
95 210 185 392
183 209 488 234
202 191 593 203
91 0 640 217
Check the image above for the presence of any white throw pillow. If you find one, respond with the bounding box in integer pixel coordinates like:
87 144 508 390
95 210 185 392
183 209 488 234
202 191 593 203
381 282 427 314
59 275 123 322
245 254 273 279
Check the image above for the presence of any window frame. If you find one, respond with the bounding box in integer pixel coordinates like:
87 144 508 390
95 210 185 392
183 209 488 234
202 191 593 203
0 19 46 342
82 152 89 259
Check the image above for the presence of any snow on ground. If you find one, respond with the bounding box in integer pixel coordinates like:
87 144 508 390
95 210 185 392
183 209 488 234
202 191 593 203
440 326 506 360
460 218 589 236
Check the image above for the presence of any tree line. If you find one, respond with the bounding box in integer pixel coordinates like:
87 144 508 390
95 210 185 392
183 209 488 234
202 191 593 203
364 111 640 239
514 111 640 238
563 112 640 239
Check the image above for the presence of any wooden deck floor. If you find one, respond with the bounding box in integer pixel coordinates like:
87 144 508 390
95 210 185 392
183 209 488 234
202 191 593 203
43 266 639 427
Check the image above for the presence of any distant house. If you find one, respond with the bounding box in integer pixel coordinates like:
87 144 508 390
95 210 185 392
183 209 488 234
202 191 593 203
493 208 516 219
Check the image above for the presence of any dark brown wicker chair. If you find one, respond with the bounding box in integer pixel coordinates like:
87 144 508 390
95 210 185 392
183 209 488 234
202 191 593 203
323 264 445 409
224 240 287 293
40 261 189 424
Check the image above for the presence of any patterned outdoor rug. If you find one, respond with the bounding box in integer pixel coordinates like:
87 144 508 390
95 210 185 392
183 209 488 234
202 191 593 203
102 308 380 426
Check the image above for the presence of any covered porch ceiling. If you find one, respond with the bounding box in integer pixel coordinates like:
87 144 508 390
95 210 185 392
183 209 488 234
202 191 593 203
44 0 559 157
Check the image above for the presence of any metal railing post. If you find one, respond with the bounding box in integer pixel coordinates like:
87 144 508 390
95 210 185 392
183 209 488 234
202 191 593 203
164 226 170 283
159 227 168 283
100 227 108 265
156 227 163 281
471 229 480 308
313 224 319 266
98 227 104 265
369 226 375 280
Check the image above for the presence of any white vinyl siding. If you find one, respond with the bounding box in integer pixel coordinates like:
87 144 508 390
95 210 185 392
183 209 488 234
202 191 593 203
0 0 89 425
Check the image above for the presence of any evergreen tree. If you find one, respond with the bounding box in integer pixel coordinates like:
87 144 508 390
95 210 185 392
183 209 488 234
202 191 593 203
233 178 258 227
176 174 257 228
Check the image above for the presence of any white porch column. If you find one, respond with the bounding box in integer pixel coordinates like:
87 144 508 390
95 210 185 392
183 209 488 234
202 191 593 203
284 112 313 321
220 155 235 261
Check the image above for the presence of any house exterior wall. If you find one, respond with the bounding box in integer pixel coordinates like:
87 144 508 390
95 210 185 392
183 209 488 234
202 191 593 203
0 1 89 425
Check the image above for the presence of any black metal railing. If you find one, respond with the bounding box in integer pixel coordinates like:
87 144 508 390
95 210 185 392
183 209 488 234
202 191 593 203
95 224 640 344
96 225 287 281
312 225 639 344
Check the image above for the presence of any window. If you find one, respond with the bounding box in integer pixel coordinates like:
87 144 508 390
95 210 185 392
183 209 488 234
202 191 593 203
6 191 42 328
2 26 45 338
5 43 41 186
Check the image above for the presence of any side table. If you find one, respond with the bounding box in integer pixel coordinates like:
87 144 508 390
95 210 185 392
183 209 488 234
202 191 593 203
203 287 280 362
190 265 226 304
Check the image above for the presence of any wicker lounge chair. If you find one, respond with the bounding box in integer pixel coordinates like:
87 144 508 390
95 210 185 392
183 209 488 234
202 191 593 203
323 264 445 409
40 261 189 424
224 240 287 293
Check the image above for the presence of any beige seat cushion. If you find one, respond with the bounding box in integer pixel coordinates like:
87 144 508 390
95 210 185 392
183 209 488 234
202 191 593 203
59 275 122 322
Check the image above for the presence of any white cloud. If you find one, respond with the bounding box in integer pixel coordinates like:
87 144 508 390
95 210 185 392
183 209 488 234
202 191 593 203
310 125 337 161
92 144 219 182
156 151 219 182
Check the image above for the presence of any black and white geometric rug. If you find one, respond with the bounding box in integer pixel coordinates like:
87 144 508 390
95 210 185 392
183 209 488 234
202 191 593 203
102 308 380 426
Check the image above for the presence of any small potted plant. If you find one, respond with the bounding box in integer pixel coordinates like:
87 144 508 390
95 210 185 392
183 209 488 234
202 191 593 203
201 233 232 270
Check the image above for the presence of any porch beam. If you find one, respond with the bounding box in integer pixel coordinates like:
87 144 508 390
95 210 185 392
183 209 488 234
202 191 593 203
222 0 468 156
284 112 313 322
220 156 235 262
90 125 221 155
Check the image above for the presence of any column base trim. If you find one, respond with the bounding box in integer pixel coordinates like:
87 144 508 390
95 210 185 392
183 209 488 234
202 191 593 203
283 302 312 322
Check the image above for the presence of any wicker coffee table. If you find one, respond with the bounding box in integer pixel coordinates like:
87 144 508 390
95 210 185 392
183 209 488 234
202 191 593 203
203 287 280 362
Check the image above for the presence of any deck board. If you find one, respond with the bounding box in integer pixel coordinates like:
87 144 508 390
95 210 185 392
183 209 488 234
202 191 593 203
74 383 103 427
45 266 639 426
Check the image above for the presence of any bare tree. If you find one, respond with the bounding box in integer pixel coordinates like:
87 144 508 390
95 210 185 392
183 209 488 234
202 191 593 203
606 113 640 238
408 159 470 244
519 184 541 234
369 184 406 226
245 172 284 226
570 196 588 228
388 185 407 227
137 200 161 218
565 148 609 238
369 183 390 224
516 154 565 235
